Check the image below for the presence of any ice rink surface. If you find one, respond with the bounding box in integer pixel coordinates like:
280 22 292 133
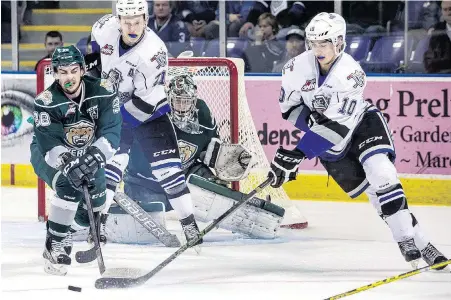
1 187 450 300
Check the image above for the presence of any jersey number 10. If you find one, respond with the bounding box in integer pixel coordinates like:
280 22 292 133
338 98 356 116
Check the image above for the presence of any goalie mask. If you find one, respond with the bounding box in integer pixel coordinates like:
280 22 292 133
168 74 199 132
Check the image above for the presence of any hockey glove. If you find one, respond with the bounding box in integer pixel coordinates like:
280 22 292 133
268 147 305 188
80 146 106 177
59 152 90 190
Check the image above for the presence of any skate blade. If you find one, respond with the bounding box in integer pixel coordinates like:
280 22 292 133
410 258 420 270
44 259 67 276
432 265 451 273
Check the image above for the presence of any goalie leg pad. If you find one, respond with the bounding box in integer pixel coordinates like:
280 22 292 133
106 202 166 244
187 175 283 239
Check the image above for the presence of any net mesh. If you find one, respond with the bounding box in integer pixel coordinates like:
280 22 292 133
37 58 307 228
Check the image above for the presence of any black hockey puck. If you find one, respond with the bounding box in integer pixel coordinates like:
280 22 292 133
68 285 82 292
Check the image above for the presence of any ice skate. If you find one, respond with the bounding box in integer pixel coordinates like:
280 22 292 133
43 234 71 276
63 229 73 256
421 243 449 271
398 238 421 269
180 214 203 253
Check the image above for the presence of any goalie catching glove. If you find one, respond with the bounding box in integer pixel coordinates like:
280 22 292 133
203 138 256 181
269 147 305 188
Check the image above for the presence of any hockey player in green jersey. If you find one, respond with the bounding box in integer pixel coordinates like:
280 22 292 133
106 74 287 243
30 45 121 276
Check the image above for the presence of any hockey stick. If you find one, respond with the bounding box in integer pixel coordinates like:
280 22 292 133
94 177 273 289
324 259 451 300
113 192 181 247
75 182 106 274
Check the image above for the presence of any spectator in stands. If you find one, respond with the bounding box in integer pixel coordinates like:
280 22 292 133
34 31 63 71
176 1 217 39
272 27 305 73
238 1 309 39
203 1 254 39
244 13 284 72
391 1 441 34
424 0 451 73
148 0 189 43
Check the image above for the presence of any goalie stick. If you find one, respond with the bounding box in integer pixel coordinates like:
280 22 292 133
94 177 273 289
324 259 451 300
76 192 181 264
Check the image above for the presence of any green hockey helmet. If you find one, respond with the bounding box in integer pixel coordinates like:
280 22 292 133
51 45 86 72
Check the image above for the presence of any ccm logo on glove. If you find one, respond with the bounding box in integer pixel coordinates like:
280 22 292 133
275 152 303 164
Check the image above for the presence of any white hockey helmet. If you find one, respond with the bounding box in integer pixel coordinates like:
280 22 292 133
305 12 346 55
116 0 148 17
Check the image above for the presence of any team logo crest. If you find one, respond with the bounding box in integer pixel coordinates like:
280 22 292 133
311 94 331 113
178 140 198 164
301 78 316 92
347 70 365 89
112 97 120 114
282 58 295 74
103 68 123 86
65 103 77 117
100 79 115 93
101 44 114 55
36 90 53 105
87 105 99 120
151 50 167 69
64 120 95 148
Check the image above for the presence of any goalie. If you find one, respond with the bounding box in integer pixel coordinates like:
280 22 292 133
106 74 286 242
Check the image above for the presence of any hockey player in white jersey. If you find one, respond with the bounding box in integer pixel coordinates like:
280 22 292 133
90 0 202 246
268 12 448 269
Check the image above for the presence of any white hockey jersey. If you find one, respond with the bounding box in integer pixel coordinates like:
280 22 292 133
91 14 169 127
279 50 371 161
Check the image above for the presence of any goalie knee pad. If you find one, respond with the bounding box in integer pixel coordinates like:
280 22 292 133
362 153 400 190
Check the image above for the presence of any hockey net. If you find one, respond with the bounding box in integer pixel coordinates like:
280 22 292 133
36 57 307 229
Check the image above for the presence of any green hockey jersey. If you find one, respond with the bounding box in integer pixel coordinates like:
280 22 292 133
33 75 122 168
126 98 219 179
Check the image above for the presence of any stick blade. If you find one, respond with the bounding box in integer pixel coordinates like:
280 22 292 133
160 234 182 247
75 247 97 263
95 276 143 289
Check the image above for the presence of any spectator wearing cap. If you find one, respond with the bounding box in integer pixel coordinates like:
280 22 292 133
34 31 63 71
148 1 189 43
272 27 305 72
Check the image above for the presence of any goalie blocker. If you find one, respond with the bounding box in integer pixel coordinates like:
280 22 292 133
106 175 286 242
